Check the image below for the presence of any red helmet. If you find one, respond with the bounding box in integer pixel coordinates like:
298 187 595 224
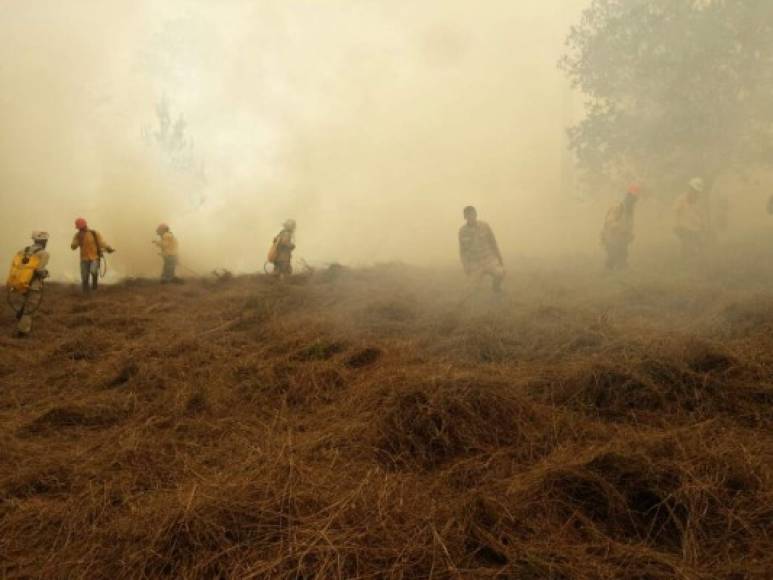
156 223 169 234
627 184 642 196
75 217 87 230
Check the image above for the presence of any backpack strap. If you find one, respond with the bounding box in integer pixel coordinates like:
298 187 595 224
90 230 104 258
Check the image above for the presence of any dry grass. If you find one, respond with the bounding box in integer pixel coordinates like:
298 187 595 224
1 263 772 578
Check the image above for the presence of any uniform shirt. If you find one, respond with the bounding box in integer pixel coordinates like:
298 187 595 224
275 229 295 263
155 232 178 257
674 194 705 233
71 230 111 262
602 197 636 245
24 243 50 273
459 221 501 268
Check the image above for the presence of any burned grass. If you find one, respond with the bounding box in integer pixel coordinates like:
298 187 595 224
371 378 553 470
538 335 773 427
0 266 772 578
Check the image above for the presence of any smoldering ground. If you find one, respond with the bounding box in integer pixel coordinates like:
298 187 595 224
1 262 772 577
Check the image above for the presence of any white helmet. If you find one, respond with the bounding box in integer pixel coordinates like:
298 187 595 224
688 177 705 193
31 231 49 241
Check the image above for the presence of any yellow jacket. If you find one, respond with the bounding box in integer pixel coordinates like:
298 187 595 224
274 229 295 263
71 230 112 262
154 232 178 257
602 203 634 245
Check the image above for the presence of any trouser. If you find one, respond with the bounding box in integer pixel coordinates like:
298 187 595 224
16 279 43 336
604 241 630 271
80 260 99 292
675 229 705 259
467 260 505 293
274 260 292 277
161 256 178 283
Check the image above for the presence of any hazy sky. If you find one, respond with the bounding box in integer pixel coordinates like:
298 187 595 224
0 1 597 279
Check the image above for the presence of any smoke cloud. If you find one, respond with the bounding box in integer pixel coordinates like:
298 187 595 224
1 0 645 282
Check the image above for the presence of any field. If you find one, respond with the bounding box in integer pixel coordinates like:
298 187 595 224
1 258 772 578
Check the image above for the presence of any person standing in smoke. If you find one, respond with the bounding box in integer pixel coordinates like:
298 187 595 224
269 219 296 279
153 223 181 284
71 218 115 293
458 206 505 293
601 184 641 271
7 231 50 338
674 178 708 259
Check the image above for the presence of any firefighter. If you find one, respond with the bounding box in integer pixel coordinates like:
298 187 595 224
601 184 641 271
6 231 50 337
674 178 708 258
268 219 297 278
70 218 115 293
153 223 180 283
459 206 505 292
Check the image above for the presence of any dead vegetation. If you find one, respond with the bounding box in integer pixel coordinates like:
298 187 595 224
1 264 772 578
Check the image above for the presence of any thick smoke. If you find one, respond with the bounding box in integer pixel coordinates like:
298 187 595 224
1 0 629 282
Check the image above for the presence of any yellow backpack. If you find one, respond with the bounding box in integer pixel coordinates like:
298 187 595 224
267 236 279 263
6 251 41 294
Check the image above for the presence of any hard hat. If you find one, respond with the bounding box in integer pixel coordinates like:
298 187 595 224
688 178 705 193
156 223 169 234
31 231 49 241
75 217 88 230
283 219 296 230
627 184 642 196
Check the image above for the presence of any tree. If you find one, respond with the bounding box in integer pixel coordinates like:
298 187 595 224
142 97 208 207
144 97 195 166
561 0 773 194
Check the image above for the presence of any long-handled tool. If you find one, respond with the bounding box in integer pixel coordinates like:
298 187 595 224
177 261 201 277
154 246 200 277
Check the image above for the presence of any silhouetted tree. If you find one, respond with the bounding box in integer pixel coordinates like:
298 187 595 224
142 97 207 207
146 97 192 160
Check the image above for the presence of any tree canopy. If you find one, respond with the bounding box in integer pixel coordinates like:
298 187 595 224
561 0 773 192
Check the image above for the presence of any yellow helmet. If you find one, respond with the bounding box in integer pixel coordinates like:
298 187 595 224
688 177 705 193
